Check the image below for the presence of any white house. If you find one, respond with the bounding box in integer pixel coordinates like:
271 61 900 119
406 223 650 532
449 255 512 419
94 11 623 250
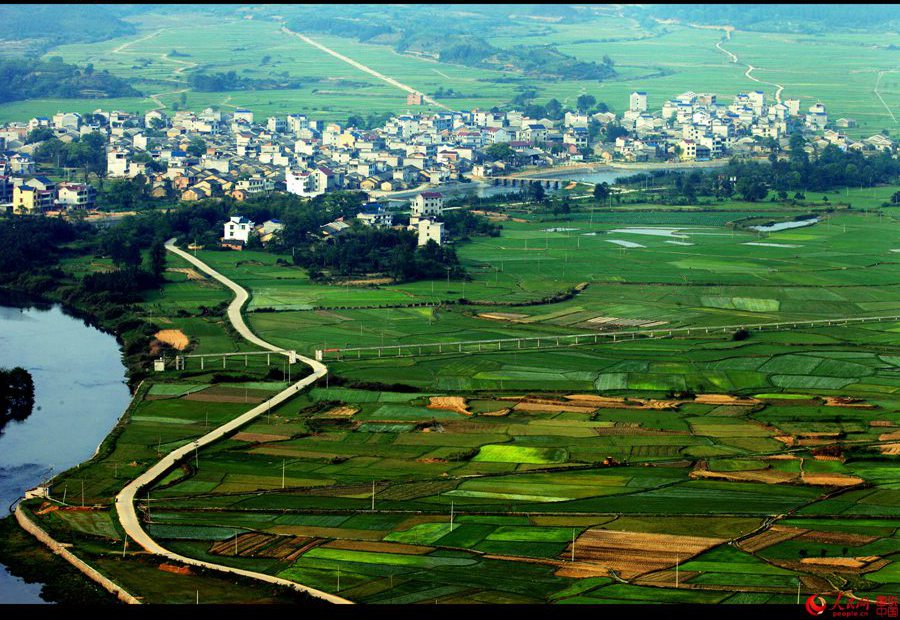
630 91 648 113
223 216 255 244
417 218 445 246
411 192 443 220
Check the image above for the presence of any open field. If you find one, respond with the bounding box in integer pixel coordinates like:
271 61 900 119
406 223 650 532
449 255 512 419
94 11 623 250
21 182 900 603
0 11 896 133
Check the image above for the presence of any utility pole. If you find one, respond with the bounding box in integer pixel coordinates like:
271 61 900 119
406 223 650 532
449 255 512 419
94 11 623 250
371 480 375 511
81 480 85 507
797 578 801 604
571 529 576 562
234 530 238 555
146 490 150 521
675 556 679 588
122 535 127 559
337 567 341 592
450 501 454 532
282 460 286 489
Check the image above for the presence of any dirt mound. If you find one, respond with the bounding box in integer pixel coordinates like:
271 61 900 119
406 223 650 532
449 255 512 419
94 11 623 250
427 396 471 416
154 329 189 350
158 563 193 575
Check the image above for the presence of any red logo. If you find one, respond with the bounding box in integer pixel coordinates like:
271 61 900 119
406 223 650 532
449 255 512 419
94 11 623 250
807 595 828 616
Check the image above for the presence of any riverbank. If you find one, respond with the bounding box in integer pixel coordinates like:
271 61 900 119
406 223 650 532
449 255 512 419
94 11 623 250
0 296 135 603
0 513 116 604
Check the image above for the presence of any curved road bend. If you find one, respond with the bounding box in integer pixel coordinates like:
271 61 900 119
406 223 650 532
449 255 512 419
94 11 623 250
115 239 351 605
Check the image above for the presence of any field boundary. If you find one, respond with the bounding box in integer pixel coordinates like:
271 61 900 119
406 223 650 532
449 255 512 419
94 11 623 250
112 240 352 605
14 503 141 604
317 314 900 360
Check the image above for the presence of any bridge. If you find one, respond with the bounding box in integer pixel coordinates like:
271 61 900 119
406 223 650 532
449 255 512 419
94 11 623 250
162 349 299 371
490 176 565 189
314 314 900 362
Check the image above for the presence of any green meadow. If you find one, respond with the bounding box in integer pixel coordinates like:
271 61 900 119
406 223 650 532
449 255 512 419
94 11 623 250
1 10 896 131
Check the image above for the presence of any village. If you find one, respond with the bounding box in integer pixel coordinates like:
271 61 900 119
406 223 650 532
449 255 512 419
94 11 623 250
0 88 894 250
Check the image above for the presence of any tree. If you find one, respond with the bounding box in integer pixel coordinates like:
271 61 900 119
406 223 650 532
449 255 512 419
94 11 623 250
593 181 610 201
576 94 596 113
187 137 206 157
528 181 546 202
484 142 514 161
891 191 900 204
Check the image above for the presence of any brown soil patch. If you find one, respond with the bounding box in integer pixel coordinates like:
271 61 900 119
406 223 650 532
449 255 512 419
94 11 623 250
634 569 702 587
338 277 395 286
869 420 893 427
774 435 797 446
167 267 205 281
555 529 725 580
879 430 900 442
319 405 359 418
154 329 189 350
182 386 269 404
232 431 290 443
691 468 796 485
739 526 808 553
35 503 60 516
824 396 876 409
694 394 761 406
800 473 865 487
158 562 193 575
797 530 877 546
879 442 900 456
800 557 879 569
514 401 597 414
267 525 386 541
479 408 511 417
565 394 679 410
322 540 434 555
427 396 471 416
477 312 529 321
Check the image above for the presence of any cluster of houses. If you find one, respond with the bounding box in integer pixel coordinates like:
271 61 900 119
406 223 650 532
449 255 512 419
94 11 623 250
0 92 894 217
613 90 894 162
220 190 446 251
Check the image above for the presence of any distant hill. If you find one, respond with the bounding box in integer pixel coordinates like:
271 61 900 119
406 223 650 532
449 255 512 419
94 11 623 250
0 57 141 103
639 4 900 33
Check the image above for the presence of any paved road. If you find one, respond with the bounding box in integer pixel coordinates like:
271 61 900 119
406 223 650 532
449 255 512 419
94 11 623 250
281 27 456 113
114 240 351 605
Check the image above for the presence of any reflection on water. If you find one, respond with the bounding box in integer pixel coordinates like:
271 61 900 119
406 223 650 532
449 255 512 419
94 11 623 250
0 301 131 603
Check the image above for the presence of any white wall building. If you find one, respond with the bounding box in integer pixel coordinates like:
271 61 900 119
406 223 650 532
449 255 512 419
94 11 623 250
223 216 255 243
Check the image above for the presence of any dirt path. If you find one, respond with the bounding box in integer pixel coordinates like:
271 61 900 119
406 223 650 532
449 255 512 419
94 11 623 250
281 27 456 113
658 18 784 104
108 29 198 111
715 38 784 104
114 240 349 605
874 68 899 124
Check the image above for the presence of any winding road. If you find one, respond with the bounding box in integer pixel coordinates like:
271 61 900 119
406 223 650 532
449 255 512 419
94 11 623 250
715 38 784 104
114 240 351 605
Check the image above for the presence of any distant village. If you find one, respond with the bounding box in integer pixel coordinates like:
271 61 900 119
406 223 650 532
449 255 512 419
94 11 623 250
0 89 894 249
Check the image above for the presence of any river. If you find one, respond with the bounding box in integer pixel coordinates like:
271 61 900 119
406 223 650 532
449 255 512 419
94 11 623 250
0 298 131 603
379 162 727 204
